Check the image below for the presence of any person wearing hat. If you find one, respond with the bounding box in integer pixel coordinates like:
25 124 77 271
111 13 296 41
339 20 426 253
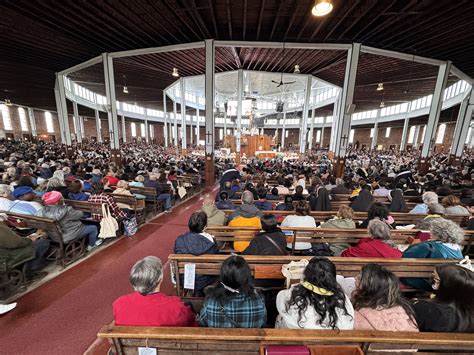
8 186 43 216
38 191 102 251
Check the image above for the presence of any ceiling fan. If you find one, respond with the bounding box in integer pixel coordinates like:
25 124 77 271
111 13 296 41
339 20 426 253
272 72 296 88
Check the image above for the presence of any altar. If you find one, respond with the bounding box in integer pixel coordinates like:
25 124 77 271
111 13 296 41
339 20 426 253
224 134 275 158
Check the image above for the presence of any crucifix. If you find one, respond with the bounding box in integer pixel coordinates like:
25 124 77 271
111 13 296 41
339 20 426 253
206 131 213 144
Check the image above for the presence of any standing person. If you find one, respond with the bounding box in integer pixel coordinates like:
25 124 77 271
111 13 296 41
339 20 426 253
113 256 197 326
198 255 266 328
352 264 418 331
38 191 102 251
413 263 473 332
276 257 354 330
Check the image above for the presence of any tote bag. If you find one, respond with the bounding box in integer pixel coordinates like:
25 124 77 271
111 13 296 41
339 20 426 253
98 204 119 239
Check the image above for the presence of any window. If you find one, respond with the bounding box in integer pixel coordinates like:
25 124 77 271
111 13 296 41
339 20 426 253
1 104 12 130
370 128 374 138
140 123 145 137
285 130 289 138
420 125 426 143
45 111 54 133
131 122 137 137
436 124 446 144
466 127 472 144
316 130 321 143
385 127 391 138
219 128 223 140
349 129 355 143
149 125 154 138
408 126 416 144
18 107 29 132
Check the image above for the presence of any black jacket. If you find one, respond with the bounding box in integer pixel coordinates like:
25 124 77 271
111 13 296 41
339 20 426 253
242 230 288 255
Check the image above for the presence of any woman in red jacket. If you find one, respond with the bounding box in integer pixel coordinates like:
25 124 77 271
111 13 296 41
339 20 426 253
341 219 402 258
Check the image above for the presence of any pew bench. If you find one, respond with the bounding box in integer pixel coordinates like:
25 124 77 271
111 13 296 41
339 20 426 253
129 186 164 215
3 211 85 268
97 325 474 355
168 254 459 297
107 193 146 225
63 199 103 223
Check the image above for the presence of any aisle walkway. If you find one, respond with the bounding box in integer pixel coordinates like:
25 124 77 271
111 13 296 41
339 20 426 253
0 191 210 355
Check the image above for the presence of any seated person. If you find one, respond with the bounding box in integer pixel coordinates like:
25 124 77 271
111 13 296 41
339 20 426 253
308 185 331 211
413 262 473 332
388 188 409 212
200 195 226 226
414 203 445 230
88 184 127 221
0 184 12 211
8 186 43 215
359 202 395 229
275 195 295 211
174 212 219 295
321 206 356 256
255 188 273 211
352 264 418 331
113 256 197 326
0 220 50 281
215 191 236 210
228 191 262 252
442 195 470 215
402 218 464 291
410 191 438 214
276 257 354 329
266 187 282 201
198 255 266 328
373 179 390 197
349 187 374 212
342 219 402 258
292 185 306 202
243 214 287 255
144 173 172 213
67 180 89 201
281 201 315 251
38 191 102 251
129 175 145 187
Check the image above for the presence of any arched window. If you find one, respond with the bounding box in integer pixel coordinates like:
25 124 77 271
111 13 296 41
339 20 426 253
1 104 12 130
436 124 446 144
44 111 54 133
18 107 29 132
131 122 137 137
407 126 416 144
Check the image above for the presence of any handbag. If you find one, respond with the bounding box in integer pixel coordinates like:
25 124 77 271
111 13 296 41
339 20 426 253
123 216 138 237
281 259 309 288
98 204 119 239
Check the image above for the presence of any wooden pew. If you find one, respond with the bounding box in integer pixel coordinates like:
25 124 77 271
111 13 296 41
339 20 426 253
106 193 146 225
63 199 103 222
205 226 474 255
168 254 459 297
129 186 163 215
3 211 85 268
97 325 474 355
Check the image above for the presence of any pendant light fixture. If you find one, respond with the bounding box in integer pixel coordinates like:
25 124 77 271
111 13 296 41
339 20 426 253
123 75 129 94
172 67 179 77
376 83 384 91
4 99 12 106
294 65 301 74
379 101 385 108
312 0 333 17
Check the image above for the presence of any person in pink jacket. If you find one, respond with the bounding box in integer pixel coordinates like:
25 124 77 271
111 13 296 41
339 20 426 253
341 219 402 258
352 264 418 332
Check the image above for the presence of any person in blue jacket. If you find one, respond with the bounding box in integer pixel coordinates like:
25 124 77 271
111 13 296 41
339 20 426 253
174 211 219 296
402 218 464 291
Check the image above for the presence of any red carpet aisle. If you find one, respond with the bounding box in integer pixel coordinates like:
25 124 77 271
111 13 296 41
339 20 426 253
0 192 209 355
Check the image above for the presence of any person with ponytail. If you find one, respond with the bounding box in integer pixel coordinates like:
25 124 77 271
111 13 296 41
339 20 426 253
276 257 354 330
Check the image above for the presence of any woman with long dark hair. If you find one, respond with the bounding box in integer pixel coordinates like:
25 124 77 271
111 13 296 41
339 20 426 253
413 263 474 332
276 257 354 329
352 264 418 331
198 255 266 328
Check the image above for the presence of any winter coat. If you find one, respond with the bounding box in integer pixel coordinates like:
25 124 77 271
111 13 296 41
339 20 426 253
38 205 84 243
201 205 226 226
242 230 288 255
320 218 356 256
228 203 263 221
341 238 402 258
0 224 34 268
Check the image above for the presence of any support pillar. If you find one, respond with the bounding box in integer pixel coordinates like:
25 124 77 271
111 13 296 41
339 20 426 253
420 61 451 173
299 75 312 154
320 117 326 149
27 107 37 139
163 91 168 147
204 39 215 187
144 116 149 143
332 43 361 177
308 108 315 150
54 74 72 148
371 121 378 151
413 125 421 150
173 101 178 146
399 102 412 151
196 108 200 145
95 109 102 143
102 53 121 165
281 112 286 149
180 78 186 151
72 101 82 143
236 69 243 164
224 107 227 138
121 115 126 143
450 89 473 163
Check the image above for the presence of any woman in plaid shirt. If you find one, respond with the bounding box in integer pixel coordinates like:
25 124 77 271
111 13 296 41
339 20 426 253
198 256 266 328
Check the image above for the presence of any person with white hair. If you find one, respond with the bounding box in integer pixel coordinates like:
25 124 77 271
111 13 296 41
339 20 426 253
113 256 197 326
0 184 12 211
410 191 439 214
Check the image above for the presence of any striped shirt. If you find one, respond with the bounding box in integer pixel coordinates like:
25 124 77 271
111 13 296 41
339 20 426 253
8 200 43 215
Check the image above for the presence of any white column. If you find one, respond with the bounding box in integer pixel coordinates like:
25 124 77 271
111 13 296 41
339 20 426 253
54 74 72 145
102 53 120 151
72 101 82 143
95 109 102 143
121 114 126 143
413 125 421 150
236 69 243 154
421 62 451 158
371 121 378 150
299 75 312 154
450 89 473 157
224 106 227 137
469 122 474 149
173 101 178 146
399 102 412 151
180 78 186 150
144 114 149 143
27 107 37 137
196 108 200 144
308 108 315 150
163 91 168 147
320 117 326 148
204 39 216 186
281 112 286 149
329 93 341 152
333 43 360 158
